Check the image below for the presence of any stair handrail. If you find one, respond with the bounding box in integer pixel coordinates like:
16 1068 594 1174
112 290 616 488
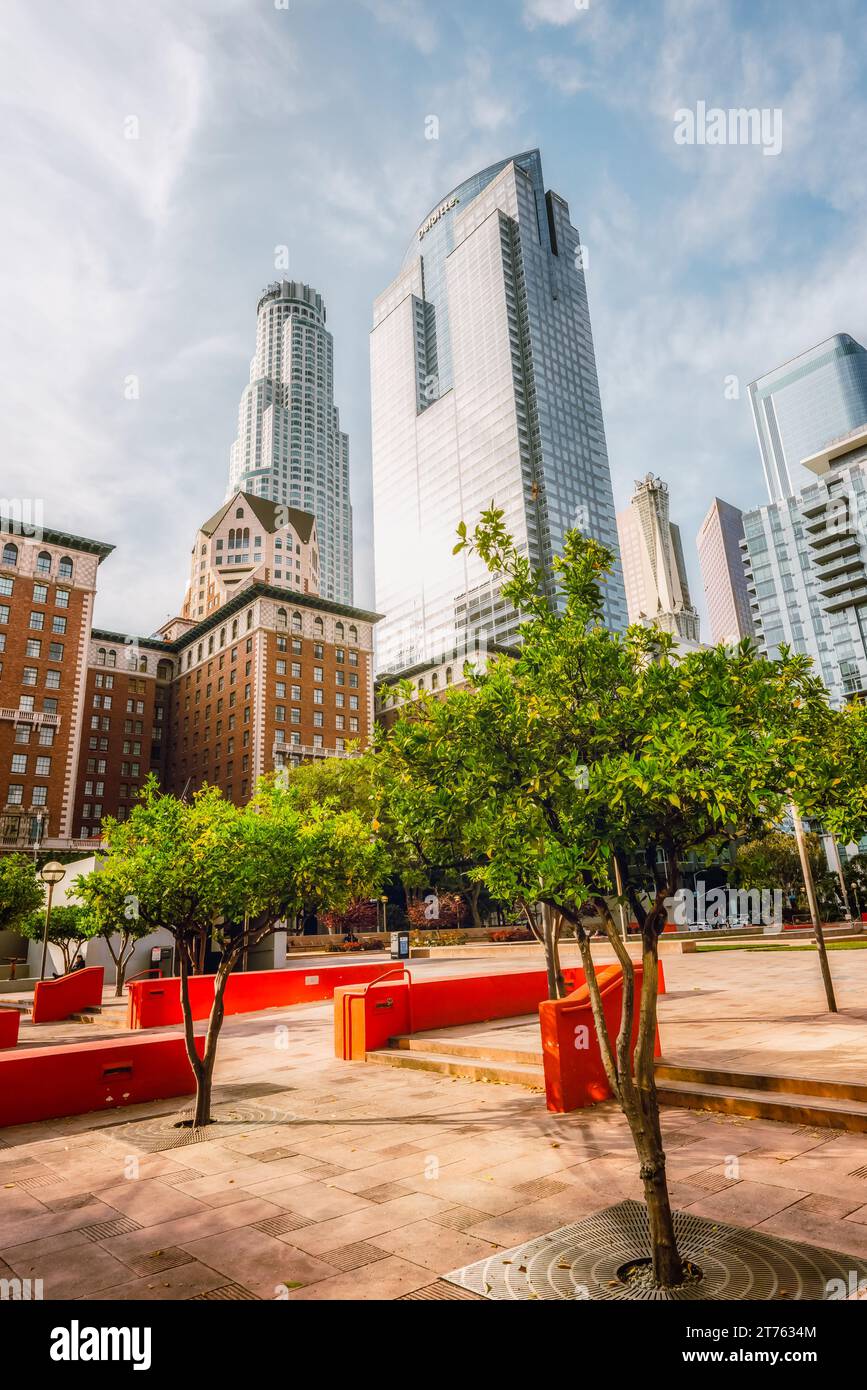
353 964 413 1035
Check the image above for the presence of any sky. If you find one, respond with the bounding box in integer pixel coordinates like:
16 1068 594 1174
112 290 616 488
2 0 867 637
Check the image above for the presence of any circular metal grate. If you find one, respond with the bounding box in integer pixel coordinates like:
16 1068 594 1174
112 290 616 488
444 1200 867 1301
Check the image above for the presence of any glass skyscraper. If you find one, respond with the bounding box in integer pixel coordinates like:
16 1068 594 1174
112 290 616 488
749 334 867 502
228 280 353 605
370 149 627 674
741 424 867 705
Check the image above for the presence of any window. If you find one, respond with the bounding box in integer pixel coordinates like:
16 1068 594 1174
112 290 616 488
6 785 23 805
0 577 13 597
31 786 47 806
32 583 47 604
22 667 37 686
52 616 67 635
55 589 69 609
36 551 52 575
2 542 17 566
58 556 73 580
29 611 44 630
35 756 50 777
11 754 26 774
25 639 40 658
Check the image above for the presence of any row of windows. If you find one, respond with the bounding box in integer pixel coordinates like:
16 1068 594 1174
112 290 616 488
1 544 74 579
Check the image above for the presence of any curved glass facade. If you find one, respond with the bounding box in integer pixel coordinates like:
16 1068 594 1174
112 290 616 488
371 149 627 674
749 334 867 502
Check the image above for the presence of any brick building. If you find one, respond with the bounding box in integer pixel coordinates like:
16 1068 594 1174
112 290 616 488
0 520 113 852
0 491 379 853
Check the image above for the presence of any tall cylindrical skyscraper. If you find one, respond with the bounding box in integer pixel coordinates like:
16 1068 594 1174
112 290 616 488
229 280 353 605
370 149 627 675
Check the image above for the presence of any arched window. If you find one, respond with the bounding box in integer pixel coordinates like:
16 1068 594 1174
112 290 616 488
219 627 225 647
157 659 173 681
36 551 52 575
97 648 106 665
235 507 244 519
445 666 453 685
431 672 439 689
291 611 302 632
138 656 147 673
107 650 116 668
418 678 424 690
349 625 358 643
200 544 206 555
58 556 73 580
335 621 344 639
228 529 235 550
197 643 203 662
208 636 214 654
276 607 287 629
231 619 238 639
314 616 323 636
2 542 17 567
243 527 250 546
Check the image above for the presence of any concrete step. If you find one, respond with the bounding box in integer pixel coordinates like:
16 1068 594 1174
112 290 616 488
655 1068 867 1133
366 1046 545 1089
656 1061 867 1106
388 1033 544 1067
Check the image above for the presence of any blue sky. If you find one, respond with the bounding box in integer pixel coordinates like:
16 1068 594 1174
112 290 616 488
2 0 866 634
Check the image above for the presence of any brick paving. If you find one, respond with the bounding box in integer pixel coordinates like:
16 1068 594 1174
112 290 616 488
1 948 866 1299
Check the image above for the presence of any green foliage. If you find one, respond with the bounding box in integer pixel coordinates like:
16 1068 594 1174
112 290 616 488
0 855 43 933
18 903 91 970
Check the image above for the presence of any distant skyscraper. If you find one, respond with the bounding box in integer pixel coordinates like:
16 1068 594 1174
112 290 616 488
617 475 701 645
697 498 754 644
369 149 627 675
741 422 867 706
228 280 353 605
749 334 867 503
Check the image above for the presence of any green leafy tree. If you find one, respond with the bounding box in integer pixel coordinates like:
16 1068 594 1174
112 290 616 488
18 903 90 973
0 855 43 937
73 873 153 995
77 777 384 1126
380 508 867 1289
732 830 829 918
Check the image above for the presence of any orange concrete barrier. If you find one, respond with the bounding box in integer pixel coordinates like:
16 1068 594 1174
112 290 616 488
0 1007 20 1049
31 966 104 1024
0 1032 205 1127
127 961 396 1029
334 965 587 1061
539 963 662 1113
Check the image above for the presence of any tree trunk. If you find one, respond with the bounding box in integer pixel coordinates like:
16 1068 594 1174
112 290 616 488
541 904 566 999
465 882 483 930
178 938 206 1124
193 951 234 1127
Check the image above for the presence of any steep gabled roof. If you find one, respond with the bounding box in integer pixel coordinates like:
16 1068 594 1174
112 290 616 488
199 491 316 544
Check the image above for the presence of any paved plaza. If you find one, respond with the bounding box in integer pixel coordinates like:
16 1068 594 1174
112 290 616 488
2 949 867 1300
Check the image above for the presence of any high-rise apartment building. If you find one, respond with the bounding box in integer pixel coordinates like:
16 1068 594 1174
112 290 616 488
370 149 627 675
749 334 867 503
228 280 353 605
741 422 867 705
617 474 701 645
696 498 755 644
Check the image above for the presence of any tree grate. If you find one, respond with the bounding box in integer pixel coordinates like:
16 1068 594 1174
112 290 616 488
442 1199 867 1301
110 1099 299 1152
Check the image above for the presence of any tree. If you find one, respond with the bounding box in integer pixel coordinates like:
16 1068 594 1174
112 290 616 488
380 507 867 1290
0 855 43 936
77 777 384 1126
732 829 829 919
18 904 90 973
73 873 153 995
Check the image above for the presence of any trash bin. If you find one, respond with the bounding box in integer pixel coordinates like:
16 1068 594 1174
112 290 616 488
390 930 410 961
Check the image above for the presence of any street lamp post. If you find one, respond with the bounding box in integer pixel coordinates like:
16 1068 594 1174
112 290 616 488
38 860 66 981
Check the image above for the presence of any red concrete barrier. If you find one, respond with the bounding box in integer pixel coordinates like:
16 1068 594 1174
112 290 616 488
127 961 400 1029
539 964 662 1113
0 1007 20 1049
0 1032 205 1127
334 965 588 1061
31 966 104 1024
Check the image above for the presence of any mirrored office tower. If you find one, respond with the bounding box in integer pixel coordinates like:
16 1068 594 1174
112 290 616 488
370 149 627 674
749 334 867 503
228 281 353 605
